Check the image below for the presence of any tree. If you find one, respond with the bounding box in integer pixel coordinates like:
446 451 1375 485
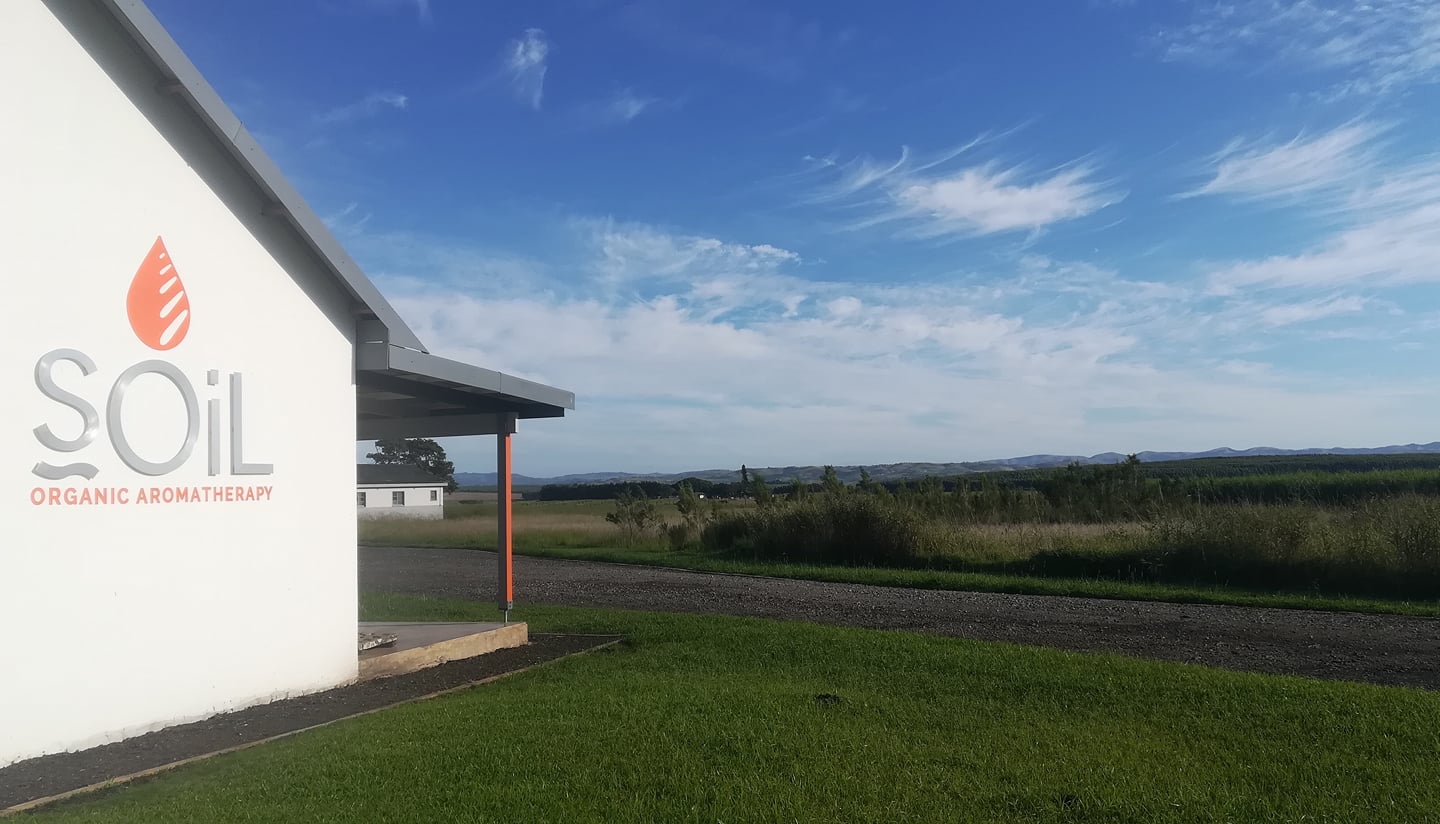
751 472 773 508
606 485 665 546
857 466 875 494
741 464 750 487
821 465 845 497
672 481 711 548
789 476 809 503
367 437 458 492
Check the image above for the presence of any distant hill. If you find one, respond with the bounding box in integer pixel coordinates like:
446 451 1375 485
453 441 1440 487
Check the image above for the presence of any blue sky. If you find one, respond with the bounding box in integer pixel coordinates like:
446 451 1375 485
148 0 1440 476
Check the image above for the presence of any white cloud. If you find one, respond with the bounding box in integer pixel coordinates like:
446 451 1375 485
897 164 1119 236
315 91 409 125
808 142 1123 239
825 296 862 319
506 29 549 110
1156 1 1440 96
1185 121 1386 204
347 219 1437 476
385 277 1433 475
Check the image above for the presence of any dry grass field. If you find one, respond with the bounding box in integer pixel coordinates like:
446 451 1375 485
360 498 1144 559
360 499 687 550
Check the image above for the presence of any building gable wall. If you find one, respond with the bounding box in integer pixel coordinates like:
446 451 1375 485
0 0 360 765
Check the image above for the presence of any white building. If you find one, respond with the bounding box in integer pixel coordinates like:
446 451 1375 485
358 465 447 520
0 0 572 767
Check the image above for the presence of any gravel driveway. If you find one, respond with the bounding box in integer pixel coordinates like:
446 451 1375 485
360 546 1440 691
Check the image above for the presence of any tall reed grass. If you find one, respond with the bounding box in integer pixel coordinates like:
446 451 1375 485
700 494 1440 599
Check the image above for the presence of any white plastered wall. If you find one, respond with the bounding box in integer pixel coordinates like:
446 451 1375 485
0 0 360 765
357 485 446 519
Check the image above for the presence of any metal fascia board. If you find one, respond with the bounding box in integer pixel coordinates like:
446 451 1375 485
387 347 577 411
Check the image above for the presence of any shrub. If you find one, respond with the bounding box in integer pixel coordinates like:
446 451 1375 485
606 486 666 547
701 495 948 566
1146 497 1440 597
667 523 695 551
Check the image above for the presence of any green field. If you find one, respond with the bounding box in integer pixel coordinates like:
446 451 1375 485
29 597 1440 823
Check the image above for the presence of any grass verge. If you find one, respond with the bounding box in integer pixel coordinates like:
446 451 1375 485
27 596 1440 823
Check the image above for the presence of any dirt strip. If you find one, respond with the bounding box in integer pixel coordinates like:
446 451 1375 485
0 634 620 815
361 546 1440 691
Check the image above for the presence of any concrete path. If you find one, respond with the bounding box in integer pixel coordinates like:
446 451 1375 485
360 546 1440 691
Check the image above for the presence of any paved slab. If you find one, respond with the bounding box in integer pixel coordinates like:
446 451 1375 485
361 546 1440 691
359 621 527 680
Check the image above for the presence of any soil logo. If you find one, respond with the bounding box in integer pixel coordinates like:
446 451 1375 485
126 237 191 351
29 236 275 506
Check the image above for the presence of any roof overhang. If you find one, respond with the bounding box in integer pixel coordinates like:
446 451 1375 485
357 482 445 488
356 341 576 439
89 0 576 440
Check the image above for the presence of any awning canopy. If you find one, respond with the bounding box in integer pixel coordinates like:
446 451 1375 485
356 341 575 440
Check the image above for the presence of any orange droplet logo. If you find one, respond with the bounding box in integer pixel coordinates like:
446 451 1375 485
127 237 191 350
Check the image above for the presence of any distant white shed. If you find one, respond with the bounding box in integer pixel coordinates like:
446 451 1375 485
357 464 446 520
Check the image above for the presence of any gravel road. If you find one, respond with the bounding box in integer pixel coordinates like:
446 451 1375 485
360 546 1440 690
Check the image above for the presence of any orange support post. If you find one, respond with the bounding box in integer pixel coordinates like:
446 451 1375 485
497 422 515 616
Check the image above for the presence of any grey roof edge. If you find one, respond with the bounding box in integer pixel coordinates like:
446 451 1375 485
382 346 577 412
357 481 444 488
97 0 428 354
357 464 449 486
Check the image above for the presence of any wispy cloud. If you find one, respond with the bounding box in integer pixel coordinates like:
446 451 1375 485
1190 118 1440 294
807 140 1123 239
616 2 851 82
1257 295 1369 327
1155 0 1440 96
315 91 409 125
578 88 663 126
605 89 657 123
505 29 549 110
1184 121 1386 204
1209 203 1440 293
774 86 872 137
578 218 799 285
403 0 431 23
323 202 374 235
336 0 432 23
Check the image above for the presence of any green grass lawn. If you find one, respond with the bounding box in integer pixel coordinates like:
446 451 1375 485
28 596 1440 823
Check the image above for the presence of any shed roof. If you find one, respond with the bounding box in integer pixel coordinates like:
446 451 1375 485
90 0 574 439
357 464 449 487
